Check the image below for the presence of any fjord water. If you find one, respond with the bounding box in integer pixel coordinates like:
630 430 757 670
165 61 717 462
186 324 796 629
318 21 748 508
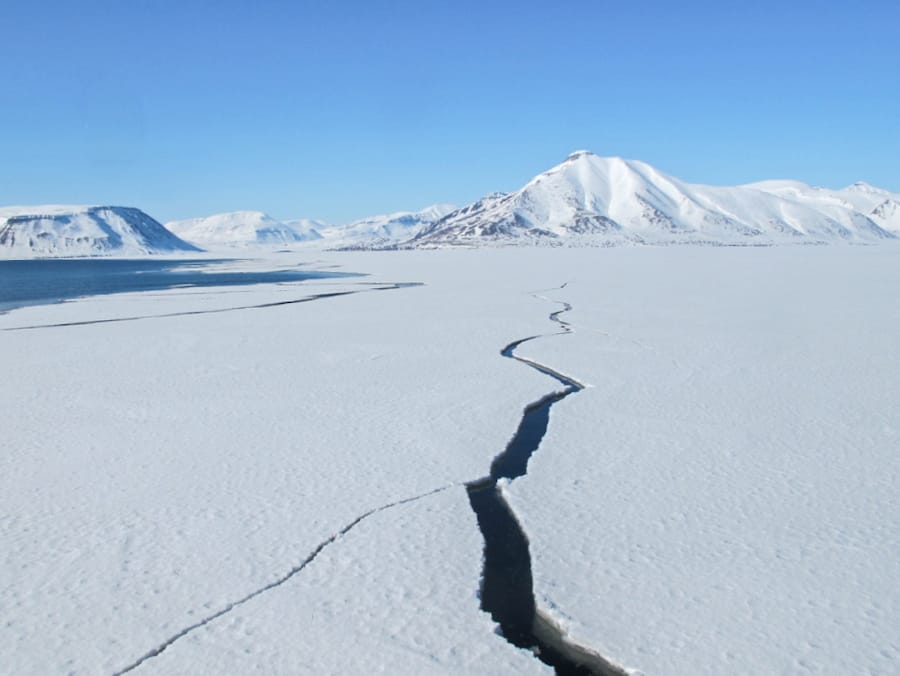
0 259 355 312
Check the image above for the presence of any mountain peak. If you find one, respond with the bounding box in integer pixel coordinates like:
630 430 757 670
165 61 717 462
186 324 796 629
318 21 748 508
402 154 898 248
565 149 597 161
846 181 884 194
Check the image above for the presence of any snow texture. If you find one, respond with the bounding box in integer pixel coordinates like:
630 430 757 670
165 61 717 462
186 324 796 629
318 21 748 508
2 247 899 675
0 256 553 675
504 246 900 675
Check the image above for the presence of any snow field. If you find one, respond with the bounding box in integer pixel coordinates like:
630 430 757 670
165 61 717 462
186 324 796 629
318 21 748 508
126 488 547 675
0 254 557 674
2 246 898 674
508 246 900 674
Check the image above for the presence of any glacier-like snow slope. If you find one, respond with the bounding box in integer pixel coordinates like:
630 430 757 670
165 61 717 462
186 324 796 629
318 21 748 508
410 151 896 247
0 205 201 258
504 246 900 675
0 257 555 675
320 204 457 248
166 211 323 247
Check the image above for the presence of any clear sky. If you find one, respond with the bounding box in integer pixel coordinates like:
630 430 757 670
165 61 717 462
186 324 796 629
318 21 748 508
1 0 897 223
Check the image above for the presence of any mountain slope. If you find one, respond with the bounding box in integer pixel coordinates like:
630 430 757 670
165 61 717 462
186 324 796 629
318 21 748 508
409 152 895 247
0 206 201 258
320 204 457 248
283 218 329 240
746 180 900 236
166 211 322 247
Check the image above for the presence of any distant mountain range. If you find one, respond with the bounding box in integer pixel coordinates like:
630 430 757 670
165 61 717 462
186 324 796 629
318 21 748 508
3 153 898 257
405 151 899 248
164 205 458 250
166 211 322 246
0 206 200 258
320 204 457 249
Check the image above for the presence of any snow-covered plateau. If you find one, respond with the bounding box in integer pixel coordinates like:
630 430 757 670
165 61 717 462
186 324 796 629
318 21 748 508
1 246 898 675
0 206 200 258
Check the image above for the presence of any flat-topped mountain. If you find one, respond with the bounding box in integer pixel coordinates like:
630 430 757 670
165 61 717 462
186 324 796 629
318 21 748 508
0 205 201 258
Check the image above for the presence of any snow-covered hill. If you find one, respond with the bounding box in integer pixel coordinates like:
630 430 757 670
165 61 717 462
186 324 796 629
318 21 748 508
408 151 897 247
283 218 329 240
746 180 900 236
166 211 322 247
0 205 201 258
320 204 457 248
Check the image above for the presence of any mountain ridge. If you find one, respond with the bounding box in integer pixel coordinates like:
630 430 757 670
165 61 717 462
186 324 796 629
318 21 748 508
404 152 898 248
320 204 457 249
166 211 322 247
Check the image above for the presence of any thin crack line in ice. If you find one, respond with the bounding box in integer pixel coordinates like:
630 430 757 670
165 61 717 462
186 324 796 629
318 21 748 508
112 482 457 676
3 282 423 331
466 284 628 676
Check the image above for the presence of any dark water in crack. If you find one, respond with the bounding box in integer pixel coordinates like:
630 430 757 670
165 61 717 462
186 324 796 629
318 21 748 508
490 391 569 481
0 258 359 313
467 318 611 675
467 391 597 675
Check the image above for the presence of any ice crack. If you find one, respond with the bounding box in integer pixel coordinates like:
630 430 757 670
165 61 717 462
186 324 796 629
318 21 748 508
3 282 422 331
113 482 454 675
466 284 627 676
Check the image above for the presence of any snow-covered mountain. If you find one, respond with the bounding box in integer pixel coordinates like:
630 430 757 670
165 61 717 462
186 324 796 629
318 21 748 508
407 151 897 247
320 204 457 248
0 205 201 258
166 211 322 247
746 180 900 236
283 218 329 240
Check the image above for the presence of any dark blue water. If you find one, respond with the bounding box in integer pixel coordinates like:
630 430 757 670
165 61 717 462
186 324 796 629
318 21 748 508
466 312 621 675
0 259 358 313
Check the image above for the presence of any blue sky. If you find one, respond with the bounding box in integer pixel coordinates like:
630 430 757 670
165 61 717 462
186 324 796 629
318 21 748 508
1 0 897 223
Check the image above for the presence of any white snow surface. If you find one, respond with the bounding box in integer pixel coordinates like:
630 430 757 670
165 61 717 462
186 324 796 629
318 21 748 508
2 247 899 675
504 247 900 675
410 151 897 246
0 254 553 675
166 211 322 246
130 488 545 675
0 205 200 258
